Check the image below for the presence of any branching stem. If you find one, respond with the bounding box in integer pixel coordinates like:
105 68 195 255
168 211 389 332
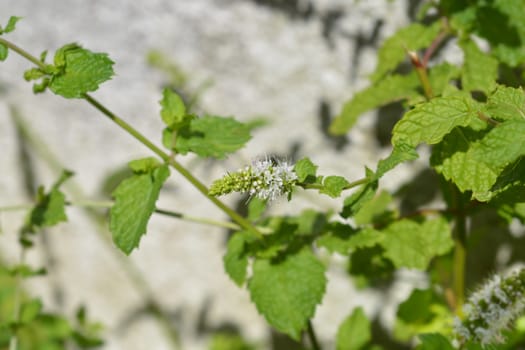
0 36 262 239
0 201 242 231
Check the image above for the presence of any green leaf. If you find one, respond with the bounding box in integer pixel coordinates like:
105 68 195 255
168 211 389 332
336 307 371 350
473 0 525 67
210 332 256 350
317 224 382 254
223 232 249 286
110 163 170 255
380 217 453 270
397 289 438 323
9 264 47 278
472 119 525 171
428 62 461 96
128 157 163 173
49 43 114 98
330 73 420 135
431 128 498 201
24 67 46 81
294 157 318 183
29 188 68 228
248 249 326 340
416 333 455 350
392 95 478 147
4 16 22 33
353 191 393 225
341 172 377 219
319 176 350 198
375 143 418 180
20 299 42 324
460 39 498 94
159 88 187 128
371 22 441 82
175 116 251 159
486 86 525 121
27 170 73 229
0 43 7 61
348 246 394 284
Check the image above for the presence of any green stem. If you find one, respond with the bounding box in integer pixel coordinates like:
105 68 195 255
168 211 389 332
154 208 241 230
300 177 368 191
407 51 433 100
0 201 241 231
0 37 45 69
83 94 262 238
452 186 467 315
306 320 321 350
0 36 261 239
415 66 433 100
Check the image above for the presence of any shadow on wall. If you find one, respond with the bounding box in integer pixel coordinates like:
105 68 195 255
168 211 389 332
250 0 315 20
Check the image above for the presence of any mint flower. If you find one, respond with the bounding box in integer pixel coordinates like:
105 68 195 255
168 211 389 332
453 268 525 347
209 158 298 201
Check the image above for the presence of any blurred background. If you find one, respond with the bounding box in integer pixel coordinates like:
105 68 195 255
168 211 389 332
0 0 429 349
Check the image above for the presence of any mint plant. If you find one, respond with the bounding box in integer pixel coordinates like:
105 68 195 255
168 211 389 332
2 0 525 348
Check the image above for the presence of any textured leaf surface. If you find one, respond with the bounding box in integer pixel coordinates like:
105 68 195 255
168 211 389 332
223 232 249 286
175 116 251 159
336 307 371 350
330 73 420 135
486 86 525 121
381 217 453 270
392 96 477 147
110 165 170 254
319 176 350 198
371 22 441 81
248 249 326 340
460 39 498 94
49 44 114 98
431 128 497 201
472 119 525 172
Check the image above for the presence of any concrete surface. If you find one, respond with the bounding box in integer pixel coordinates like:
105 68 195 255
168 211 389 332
0 1 425 349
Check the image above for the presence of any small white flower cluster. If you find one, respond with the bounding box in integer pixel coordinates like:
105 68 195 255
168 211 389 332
453 269 525 347
248 158 298 201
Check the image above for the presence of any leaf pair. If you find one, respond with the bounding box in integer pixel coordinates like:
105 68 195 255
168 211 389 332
23 43 115 97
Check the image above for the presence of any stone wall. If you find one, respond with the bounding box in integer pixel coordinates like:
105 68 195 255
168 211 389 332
0 1 424 349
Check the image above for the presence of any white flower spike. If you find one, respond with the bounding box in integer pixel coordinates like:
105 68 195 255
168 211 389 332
453 268 525 348
209 157 298 202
